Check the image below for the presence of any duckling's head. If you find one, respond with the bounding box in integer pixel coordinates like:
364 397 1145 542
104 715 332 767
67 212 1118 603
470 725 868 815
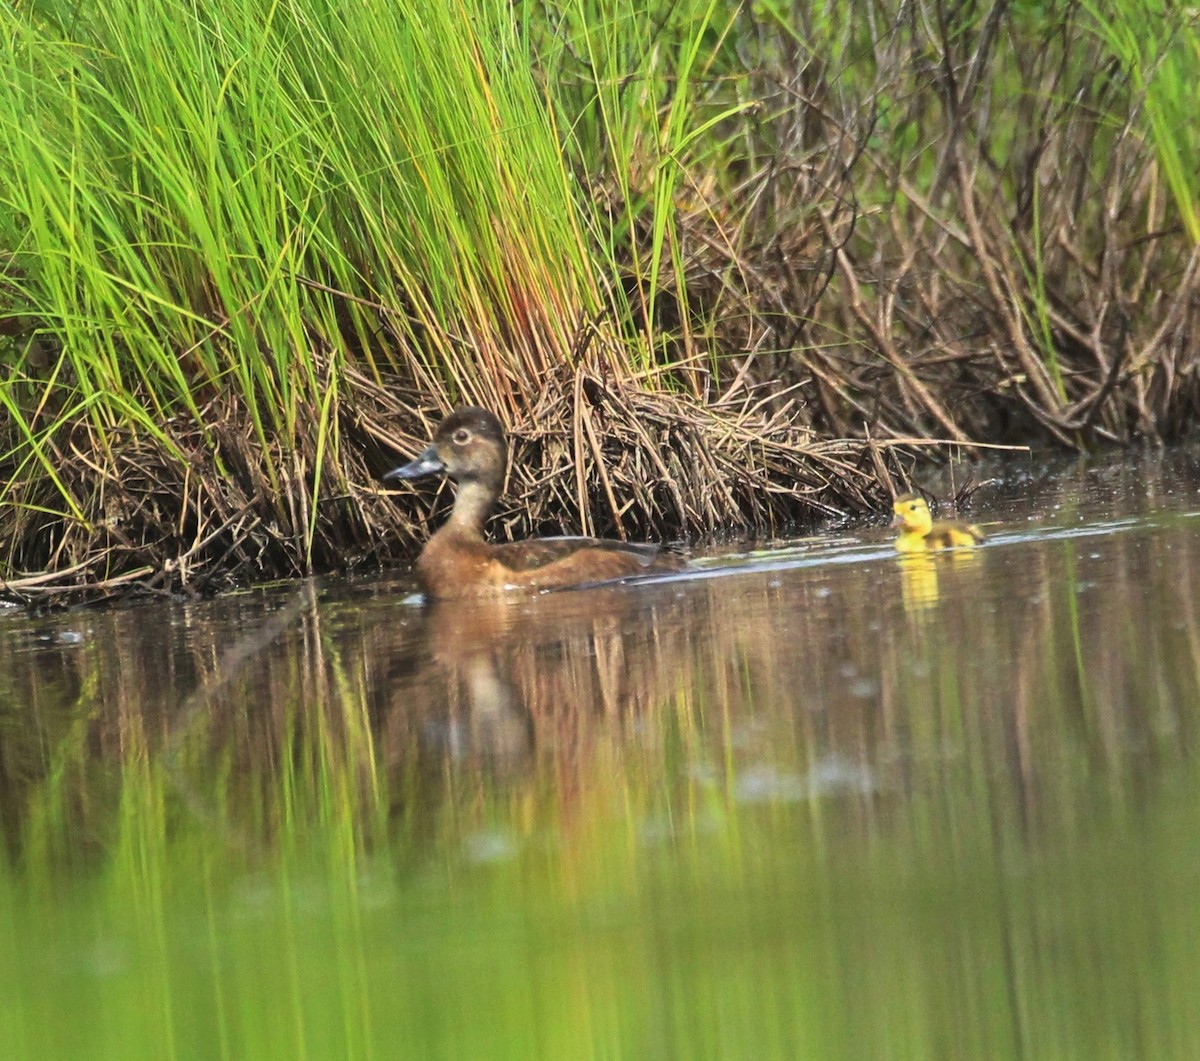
383 407 508 493
891 493 933 535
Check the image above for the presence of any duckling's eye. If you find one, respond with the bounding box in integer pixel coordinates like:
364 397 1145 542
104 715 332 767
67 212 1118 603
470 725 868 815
452 428 471 445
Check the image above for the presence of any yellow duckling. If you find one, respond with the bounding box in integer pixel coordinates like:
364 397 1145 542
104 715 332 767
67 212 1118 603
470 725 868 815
891 493 984 552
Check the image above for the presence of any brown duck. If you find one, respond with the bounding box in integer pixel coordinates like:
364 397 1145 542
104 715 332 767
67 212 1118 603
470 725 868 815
383 408 684 599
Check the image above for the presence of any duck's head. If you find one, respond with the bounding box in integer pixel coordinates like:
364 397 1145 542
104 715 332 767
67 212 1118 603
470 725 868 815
383 407 508 493
891 493 932 534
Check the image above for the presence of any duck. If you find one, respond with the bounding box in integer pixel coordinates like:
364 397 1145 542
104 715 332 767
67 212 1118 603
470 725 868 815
891 493 984 552
382 407 685 599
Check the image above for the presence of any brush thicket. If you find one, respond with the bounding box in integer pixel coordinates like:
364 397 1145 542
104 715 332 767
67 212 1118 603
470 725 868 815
1 0 1197 598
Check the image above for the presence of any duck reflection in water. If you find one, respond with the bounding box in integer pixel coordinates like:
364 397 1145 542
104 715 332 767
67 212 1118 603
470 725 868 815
409 598 536 766
382 407 685 600
897 553 941 613
895 541 985 617
380 587 687 774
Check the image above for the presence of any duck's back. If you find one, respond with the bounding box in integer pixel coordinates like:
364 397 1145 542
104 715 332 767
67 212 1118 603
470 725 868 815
416 530 684 599
494 536 673 570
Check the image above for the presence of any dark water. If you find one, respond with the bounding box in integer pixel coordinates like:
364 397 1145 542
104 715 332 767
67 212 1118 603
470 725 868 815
2 449 1200 1059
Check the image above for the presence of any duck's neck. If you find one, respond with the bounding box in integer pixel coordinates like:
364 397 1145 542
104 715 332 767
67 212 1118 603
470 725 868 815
445 478 498 538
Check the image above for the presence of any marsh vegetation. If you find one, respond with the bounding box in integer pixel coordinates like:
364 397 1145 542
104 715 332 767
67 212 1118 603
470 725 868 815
1 0 1198 595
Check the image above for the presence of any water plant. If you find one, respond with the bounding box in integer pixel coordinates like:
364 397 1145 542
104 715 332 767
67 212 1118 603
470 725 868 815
1 0 1197 595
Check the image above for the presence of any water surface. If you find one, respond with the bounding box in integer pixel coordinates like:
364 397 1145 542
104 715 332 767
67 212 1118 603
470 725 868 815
2 449 1200 1059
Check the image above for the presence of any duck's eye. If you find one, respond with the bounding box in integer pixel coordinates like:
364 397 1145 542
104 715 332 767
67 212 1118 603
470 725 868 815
452 428 471 445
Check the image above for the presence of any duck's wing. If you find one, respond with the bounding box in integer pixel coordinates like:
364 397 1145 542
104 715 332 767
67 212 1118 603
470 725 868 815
489 536 681 573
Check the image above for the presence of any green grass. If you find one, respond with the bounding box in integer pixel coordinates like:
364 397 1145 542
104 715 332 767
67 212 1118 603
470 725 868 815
0 0 738 581
1085 0 1200 242
1 0 598 435
2 0 1199 589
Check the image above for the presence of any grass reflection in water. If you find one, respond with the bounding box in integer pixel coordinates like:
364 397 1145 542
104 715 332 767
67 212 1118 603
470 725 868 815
2 471 1200 1058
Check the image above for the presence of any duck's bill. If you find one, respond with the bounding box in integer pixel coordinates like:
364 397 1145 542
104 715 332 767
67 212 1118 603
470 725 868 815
383 445 445 481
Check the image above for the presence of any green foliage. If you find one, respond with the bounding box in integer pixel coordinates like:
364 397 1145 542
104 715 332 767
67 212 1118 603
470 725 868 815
0 0 597 487
1084 0 1200 242
2 0 1200 587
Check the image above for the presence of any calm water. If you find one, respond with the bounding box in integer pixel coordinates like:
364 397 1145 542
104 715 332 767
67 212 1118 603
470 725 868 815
2 450 1200 1059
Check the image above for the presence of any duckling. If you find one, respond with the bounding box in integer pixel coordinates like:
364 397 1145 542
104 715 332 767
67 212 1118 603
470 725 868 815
891 493 984 552
383 407 684 600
